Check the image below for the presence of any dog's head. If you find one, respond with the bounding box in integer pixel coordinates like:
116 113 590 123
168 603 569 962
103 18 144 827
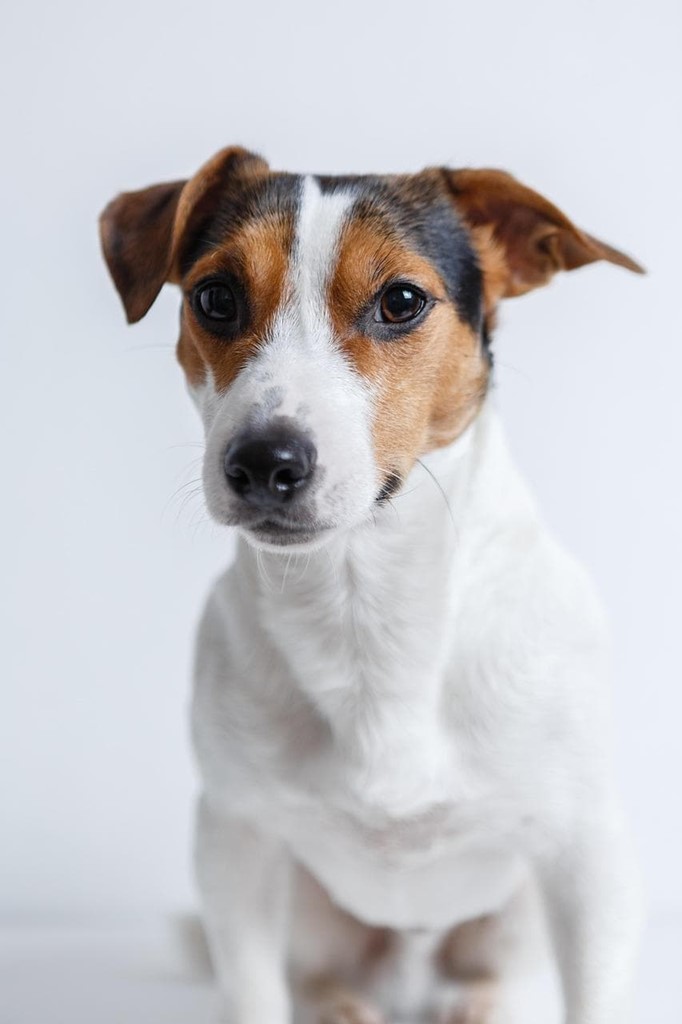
100 146 642 550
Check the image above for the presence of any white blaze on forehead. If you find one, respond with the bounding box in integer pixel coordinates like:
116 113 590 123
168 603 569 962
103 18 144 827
291 176 355 336
196 175 379 531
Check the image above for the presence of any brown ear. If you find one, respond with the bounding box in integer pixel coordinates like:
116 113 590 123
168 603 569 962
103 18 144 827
99 146 269 324
99 180 186 323
442 168 645 301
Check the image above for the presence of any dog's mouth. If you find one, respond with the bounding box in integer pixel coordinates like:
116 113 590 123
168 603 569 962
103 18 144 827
242 515 333 549
233 473 404 549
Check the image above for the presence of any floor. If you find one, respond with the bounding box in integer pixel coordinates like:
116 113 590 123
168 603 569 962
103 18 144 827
1 914 680 1023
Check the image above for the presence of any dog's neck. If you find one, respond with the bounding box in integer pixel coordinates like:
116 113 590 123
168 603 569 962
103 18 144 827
233 399 535 807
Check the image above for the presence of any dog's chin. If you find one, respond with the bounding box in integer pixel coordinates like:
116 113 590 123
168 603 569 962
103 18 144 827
239 518 336 554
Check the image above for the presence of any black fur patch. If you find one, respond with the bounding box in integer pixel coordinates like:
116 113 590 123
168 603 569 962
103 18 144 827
376 472 403 503
178 173 302 276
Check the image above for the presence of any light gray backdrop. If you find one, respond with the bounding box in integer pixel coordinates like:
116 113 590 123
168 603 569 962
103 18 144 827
2 0 680 923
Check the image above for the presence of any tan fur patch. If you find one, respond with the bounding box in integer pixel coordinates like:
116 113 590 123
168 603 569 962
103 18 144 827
437 915 500 983
176 215 291 390
329 218 489 481
444 980 497 1024
304 978 386 1024
468 225 509 333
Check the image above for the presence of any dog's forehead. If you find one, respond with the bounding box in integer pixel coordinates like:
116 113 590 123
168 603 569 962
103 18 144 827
193 167 458 234
181 170 481 329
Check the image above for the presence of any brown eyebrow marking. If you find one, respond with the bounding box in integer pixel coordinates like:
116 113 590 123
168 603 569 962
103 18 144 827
327 214 489 480
176 213 294 392
328 217 447 329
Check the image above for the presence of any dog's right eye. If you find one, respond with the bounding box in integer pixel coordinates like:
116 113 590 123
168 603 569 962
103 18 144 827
194 281 238 322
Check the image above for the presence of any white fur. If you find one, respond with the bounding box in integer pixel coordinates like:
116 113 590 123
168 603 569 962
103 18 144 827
197 177 378 547
190 184 641 1024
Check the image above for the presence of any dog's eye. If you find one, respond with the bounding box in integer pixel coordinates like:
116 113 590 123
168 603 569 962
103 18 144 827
378 284 426 324
195 282 238 322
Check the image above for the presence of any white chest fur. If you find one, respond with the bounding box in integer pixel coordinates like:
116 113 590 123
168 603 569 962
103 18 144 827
192 403 606 930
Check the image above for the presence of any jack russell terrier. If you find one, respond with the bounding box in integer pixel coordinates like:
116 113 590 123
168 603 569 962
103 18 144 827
100 147 644 1024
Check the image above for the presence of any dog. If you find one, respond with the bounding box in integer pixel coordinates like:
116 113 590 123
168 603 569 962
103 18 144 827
100 147 644 1024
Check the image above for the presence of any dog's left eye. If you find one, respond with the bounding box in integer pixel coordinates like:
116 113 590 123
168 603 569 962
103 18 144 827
194 281 238 322
377 284 426 324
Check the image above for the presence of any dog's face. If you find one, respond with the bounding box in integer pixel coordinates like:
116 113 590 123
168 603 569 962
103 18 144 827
101 147 642 550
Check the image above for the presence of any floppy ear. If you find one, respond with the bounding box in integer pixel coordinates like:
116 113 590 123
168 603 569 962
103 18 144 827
99 181 186 323
99 146 269 324
441 168 644 302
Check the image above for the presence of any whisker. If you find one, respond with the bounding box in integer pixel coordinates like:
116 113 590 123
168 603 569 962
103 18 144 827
415 459 456 528
385 496 402 525
495 359 533 386
295 551 312 585
392 484 421 501
173 476 204 495
281 552 294 593
324 547 339 588
256 548 275 592
177 486 205 523
188 508 214 540
161 476 204 525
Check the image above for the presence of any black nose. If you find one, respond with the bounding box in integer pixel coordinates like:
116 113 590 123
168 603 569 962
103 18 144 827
223 427 317 507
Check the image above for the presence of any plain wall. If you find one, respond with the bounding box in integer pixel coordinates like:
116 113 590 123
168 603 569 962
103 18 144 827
2 0 680 921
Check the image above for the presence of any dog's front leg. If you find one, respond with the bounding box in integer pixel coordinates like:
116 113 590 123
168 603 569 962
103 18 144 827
196 795 292 1024
536 815 642 1024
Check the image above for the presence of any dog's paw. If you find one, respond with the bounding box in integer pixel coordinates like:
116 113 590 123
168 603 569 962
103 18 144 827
434 981 496 1024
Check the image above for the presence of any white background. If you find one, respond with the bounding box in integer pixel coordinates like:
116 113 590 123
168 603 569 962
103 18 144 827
2 0 680 932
